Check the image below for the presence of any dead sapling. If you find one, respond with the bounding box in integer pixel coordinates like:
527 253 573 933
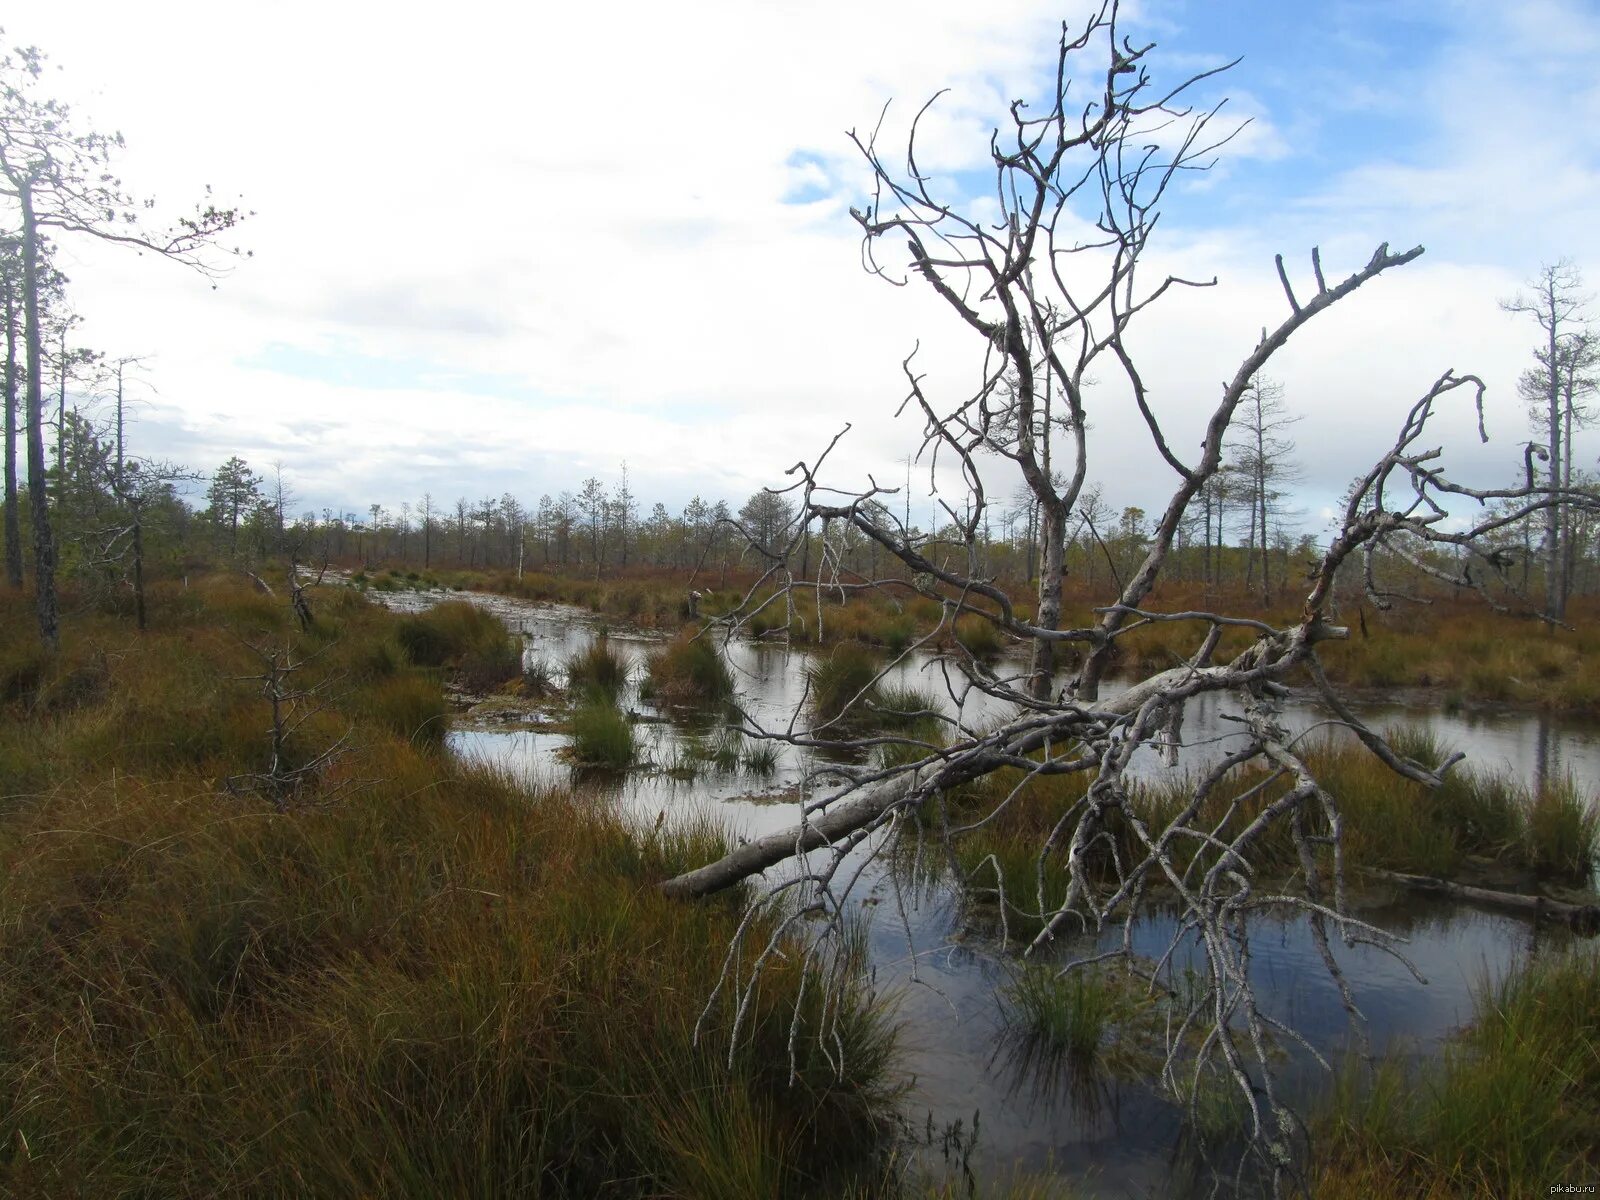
225 635 355 810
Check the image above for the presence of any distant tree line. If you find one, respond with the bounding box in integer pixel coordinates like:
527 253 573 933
9 391 1600 626
4 26 1593 633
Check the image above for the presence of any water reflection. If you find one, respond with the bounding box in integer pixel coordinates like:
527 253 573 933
374 586 1596 1197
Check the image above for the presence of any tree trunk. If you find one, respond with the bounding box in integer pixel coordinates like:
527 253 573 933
1369 868 1599 930
20 185 58 649
660 776 916 899
3 273 20 588
115 362 125 490
1028 501 1066 700
1545 295 1562 622
132 502 146 632
55 327 66 507
1560 372 1576 610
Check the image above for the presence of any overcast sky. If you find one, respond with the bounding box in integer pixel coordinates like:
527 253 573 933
7 0 1600 535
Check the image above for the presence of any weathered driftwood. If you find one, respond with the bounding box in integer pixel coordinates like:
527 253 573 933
1369 867 1600 932
659 776 914 899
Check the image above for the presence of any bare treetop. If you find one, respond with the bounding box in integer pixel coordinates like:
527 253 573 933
663 6 1599 1193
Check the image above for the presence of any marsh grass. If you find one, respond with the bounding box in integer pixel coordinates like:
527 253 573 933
394 599 521 692
809 642 885 729
564 633 631 703
1314 949 1600 1198
742 737 781 774
568 700 637 768
646 631 734 706
360 563 1600 711
520 656 555 697
1003 967 1120 1063
942 734 1596 920
0 576 903 1199
951 614 1005 657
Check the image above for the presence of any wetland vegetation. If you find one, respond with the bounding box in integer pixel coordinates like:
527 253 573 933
4 5 1600 1197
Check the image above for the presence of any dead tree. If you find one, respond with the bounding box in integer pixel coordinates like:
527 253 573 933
661 6 1596 1193
92 457 196 631
226 638 351 810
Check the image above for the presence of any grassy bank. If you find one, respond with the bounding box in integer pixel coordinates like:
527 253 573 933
1313 949 1600 1198
0 579 903 1198
355 564 1600 713
940 733 1597 939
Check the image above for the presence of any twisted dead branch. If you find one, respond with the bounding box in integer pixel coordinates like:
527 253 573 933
661 4 1598 1193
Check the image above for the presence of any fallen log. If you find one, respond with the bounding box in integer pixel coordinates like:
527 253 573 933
657 659 1285 902
1369 868 1600 933
659 776 914 900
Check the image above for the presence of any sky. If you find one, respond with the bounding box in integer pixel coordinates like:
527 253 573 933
6 0 1600 537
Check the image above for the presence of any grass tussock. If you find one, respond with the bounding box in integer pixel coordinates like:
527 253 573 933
1003 966 1119 1063
568 700 637 768
394 599 522 692
646 630 735 706
0 575 902 1199
564 632 631 702
1313 949 1600 1198
808 642 884 729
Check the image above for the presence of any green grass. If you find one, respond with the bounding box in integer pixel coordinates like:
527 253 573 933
646 631 735 706
1002 966 1118 1063
393 599 522 692
568 700 637 768
952 614 1005 657
362 671 451 749
0 574 903 1199
808 642 884 729
565 632 631 702
1314 949 1600 1198
742 737 780 774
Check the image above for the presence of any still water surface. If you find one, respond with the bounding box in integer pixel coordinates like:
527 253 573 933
384 588 1597 1196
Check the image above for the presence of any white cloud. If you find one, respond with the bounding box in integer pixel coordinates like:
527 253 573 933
4 0 1595 536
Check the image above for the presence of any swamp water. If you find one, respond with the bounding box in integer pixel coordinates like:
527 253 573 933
379 587 1598 1197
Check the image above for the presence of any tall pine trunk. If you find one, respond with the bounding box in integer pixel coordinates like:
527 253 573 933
3 271 20 587
20 183 58 648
